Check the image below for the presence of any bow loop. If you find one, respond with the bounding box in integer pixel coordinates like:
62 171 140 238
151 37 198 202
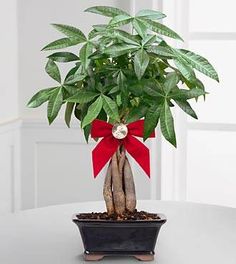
91 119 112 138
127 120 155 138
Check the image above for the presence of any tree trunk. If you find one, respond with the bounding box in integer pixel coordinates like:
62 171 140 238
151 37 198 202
103 146 136 216
124 158 136 212
103 162 114 215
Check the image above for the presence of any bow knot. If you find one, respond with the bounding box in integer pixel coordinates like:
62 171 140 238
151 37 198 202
91 119 155 178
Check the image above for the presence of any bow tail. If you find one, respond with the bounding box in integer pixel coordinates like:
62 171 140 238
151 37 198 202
92 135 119 178
124 135 151 177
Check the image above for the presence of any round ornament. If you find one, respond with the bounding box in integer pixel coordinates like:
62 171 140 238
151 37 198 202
112 123 128 139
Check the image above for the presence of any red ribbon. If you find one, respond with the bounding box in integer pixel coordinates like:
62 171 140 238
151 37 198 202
91 119 155 178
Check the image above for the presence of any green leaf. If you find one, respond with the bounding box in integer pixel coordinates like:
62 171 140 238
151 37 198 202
83 125 91 143
114 30 140 45
132 18 148 38
47 87 64 124
143 84 164 97
104 44 138 57
64 74 86 85
82 96 103 128
92 24 108 31
47 52 79 62
102 95 120 121
109 15 132 28
79 42 93 69
140 18 183 41
117 71 126 89
65 102 75 127
126 104 148 123
85 6 129 17
108 85 120 95
136 10 166 20
45 59 61 83
27 87 57 108
160 100 176 147
141 35 157 47
148 45 175 57
52 24 86 41
134 49 149 80
66 91 99 104
144 104 162 140
170 87 207 100
42 38 82 51
63 85 78 98
174 99 198 119
174 58 196 82
163 72 179 95
175 49 219 81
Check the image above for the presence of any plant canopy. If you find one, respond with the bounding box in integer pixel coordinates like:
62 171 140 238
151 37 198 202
28 6 219 147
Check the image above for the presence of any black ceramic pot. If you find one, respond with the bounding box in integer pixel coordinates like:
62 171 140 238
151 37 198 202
73 214 166 261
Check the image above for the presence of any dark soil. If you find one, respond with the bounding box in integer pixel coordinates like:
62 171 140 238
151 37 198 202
76 209 160 221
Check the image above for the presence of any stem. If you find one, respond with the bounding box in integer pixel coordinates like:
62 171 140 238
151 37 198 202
103 147 137 216
111 150 126 215
103 162 114 215
124 158 136 212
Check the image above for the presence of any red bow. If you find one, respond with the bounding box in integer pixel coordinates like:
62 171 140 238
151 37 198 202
91 119 155 178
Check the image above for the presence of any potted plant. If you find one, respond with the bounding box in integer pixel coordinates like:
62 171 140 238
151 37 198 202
27 5 219 261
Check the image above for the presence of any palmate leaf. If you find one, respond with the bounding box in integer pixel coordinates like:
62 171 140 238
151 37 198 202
63 85 79 99
64 102 75 127
82 96 103 128
143 84 164 97
52 24 86 41
102 95 120 121
64 74 86 85
160 100 176 147
27 87 57 108
170 87 207 100
174 99 198 119
132 18 148 38
42 38 82 51
134 49 150 80
45 59 61 83
79 42 93 69
108 85 120 95
104 43 138 57
144 104 162 140
92 24 108 31
163 72 179 95
141 35 157 47
114 30 140 45
140 18 183 41
148 45 175 57
47 52 79 62
174 49 219 81
47 87 64 124
85 6 129 17
174 58 196 82
109 15 133 28
117 70 126 89
66 90 99 104
136 10 166 20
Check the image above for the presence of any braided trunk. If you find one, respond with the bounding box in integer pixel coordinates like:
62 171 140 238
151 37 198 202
103 146 136 216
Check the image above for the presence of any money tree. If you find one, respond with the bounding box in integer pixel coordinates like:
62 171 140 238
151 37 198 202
28 6 219 217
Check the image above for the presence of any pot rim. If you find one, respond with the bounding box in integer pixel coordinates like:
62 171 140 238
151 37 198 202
72 213 167 223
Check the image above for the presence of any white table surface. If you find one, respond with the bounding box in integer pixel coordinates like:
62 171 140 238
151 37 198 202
0 200 235 264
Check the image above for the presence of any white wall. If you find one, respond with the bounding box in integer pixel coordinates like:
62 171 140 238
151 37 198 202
161 0 236 208
0 0 18 122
